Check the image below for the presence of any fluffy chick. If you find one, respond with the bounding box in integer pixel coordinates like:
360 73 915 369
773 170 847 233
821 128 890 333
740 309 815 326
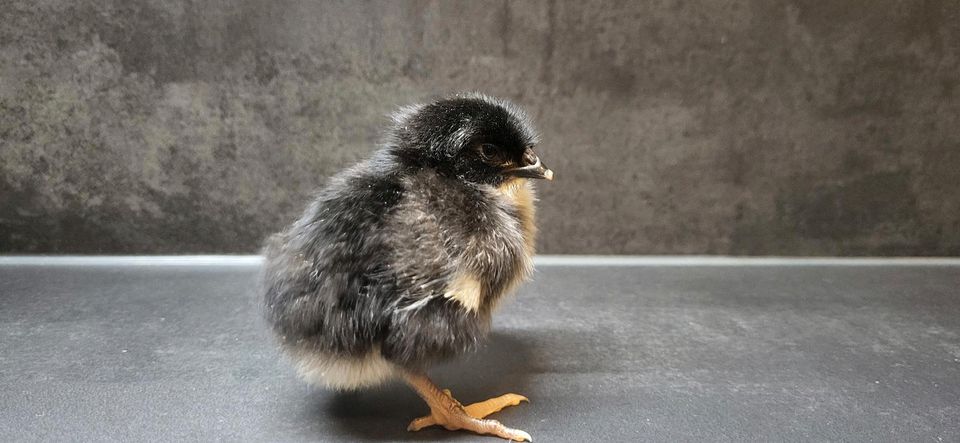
261 93 552 441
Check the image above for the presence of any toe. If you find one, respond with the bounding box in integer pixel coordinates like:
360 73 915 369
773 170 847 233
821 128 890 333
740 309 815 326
503 393 529 405
407 415 437 432
488 421 532 442
513 429 533 442
463 393 529 419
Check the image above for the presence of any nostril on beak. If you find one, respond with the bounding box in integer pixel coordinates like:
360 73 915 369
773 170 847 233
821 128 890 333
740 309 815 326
522 149 538 166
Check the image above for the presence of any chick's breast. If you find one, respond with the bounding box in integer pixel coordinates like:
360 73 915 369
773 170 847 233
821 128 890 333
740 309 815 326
376 171 534 369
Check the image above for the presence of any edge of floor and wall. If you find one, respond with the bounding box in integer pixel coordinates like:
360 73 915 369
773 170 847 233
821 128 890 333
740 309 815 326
0 255 959 267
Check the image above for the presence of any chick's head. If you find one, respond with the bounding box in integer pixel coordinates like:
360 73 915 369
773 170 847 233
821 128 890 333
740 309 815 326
389 94 553 186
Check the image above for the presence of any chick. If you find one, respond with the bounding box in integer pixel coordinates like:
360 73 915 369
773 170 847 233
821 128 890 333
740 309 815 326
261 93 552 441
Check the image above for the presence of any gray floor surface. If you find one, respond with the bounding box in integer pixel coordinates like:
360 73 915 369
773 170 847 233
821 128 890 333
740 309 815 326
1 259 958 442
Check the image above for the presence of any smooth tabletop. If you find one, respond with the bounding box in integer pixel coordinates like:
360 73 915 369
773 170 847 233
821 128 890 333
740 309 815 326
1 258 958 442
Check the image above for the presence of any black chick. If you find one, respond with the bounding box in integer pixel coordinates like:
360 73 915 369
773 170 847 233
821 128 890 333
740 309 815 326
261 93 552 441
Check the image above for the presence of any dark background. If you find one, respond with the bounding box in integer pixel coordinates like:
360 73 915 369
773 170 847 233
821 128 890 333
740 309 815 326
1 0 958 255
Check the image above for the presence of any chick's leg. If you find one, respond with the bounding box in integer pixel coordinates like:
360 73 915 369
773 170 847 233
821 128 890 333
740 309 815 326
403 372 531 442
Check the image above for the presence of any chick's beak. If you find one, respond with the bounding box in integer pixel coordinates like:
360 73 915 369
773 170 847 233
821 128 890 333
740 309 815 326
504 147 554 180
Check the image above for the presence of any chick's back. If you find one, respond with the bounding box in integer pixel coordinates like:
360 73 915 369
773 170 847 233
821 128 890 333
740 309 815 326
261 154 405 358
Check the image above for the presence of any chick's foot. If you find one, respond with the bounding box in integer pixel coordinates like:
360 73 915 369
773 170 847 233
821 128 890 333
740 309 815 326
407 389 529 430
404 373 531 441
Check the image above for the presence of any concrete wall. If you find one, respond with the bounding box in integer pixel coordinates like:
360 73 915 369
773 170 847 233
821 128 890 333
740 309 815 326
2 0 959 255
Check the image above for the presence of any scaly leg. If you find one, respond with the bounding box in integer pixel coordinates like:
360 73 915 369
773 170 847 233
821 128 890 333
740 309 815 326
403 372 531 441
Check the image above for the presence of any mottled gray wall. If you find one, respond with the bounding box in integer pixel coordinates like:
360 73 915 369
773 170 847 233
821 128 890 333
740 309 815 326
1 0 959 255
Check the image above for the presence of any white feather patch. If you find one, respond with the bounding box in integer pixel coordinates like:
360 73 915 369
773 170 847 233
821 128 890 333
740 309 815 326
287 345 395 390
443 271 483 313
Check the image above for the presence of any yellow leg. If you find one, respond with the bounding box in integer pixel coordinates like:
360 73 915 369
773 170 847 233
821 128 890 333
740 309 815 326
403 372 531 442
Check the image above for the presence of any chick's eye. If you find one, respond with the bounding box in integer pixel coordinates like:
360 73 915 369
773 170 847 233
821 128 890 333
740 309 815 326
478 144 500 161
